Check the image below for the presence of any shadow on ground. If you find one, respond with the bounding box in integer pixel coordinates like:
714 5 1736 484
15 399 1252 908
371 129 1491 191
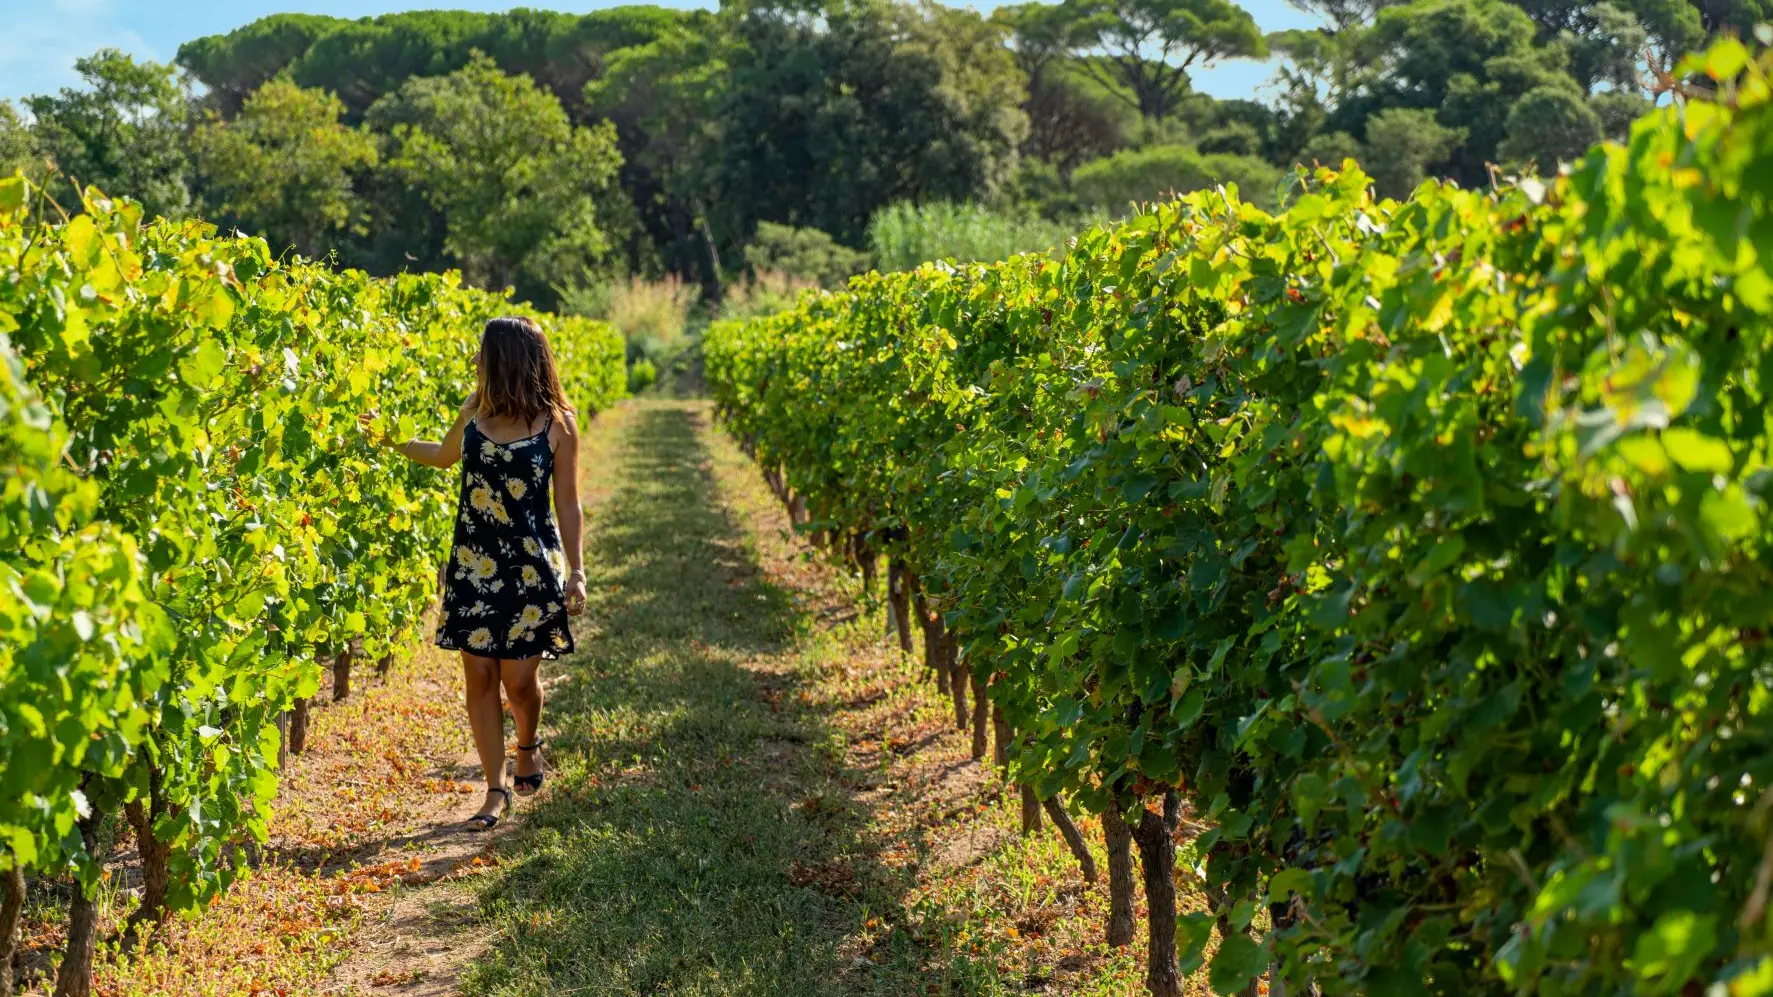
459 402 900 997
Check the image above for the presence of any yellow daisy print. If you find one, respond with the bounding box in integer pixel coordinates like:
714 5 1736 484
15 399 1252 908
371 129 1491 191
552 631 569 650
469 484 512 524
468 628 493 650
523 537 541 556
521 565 541 587
506 477 528 500
519 604 544 627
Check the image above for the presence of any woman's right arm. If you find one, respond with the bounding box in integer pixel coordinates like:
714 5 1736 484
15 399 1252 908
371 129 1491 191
362 393 476 469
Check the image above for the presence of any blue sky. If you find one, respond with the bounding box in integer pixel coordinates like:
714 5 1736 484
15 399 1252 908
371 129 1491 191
0 0 1321 106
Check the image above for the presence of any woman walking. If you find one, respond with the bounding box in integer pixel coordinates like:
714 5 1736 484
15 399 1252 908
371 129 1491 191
363 316 587 829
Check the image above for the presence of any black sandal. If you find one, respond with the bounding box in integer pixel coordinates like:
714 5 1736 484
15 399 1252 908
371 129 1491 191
514 741 545 796
466 786 512 830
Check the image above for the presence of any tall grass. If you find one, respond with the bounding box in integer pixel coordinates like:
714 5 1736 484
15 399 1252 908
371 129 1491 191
596 275 697 362
867 202 1075 273
718 269 821 323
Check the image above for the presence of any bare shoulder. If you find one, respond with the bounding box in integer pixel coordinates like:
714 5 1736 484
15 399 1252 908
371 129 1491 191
551 408 581 448
458 391 481 418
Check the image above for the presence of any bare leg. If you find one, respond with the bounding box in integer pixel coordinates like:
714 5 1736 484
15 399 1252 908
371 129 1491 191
502 657 544 785
462 652 508 820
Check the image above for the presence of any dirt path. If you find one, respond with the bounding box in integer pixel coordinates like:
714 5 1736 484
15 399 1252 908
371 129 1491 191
304 397 1148 997
28 398 1151 997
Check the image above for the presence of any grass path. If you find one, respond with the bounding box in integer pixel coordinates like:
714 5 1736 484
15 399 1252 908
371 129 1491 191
443 399 1152 997
39 397 1157 997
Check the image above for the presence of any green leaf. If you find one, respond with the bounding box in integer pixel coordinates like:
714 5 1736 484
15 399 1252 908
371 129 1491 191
1177 913 1215 974
1209 932 1266 995
180 341 228 391
1630 911 1716 993
1268 867 1312 901
1660 428 1732 473
1407 535 1465 587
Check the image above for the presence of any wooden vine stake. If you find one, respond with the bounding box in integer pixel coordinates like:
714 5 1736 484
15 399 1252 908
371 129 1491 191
52 813 104 997
0 860 23 997
120 763 171 949
945 633 968 732
1132 791 1184 997
289 697 311 755
332 645 354 703
969 670 989 760
886 560 913 653
1102 798 1136 948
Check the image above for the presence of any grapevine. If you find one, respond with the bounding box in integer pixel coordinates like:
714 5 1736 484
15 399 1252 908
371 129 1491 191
706 38 1773 996
0 175 625 992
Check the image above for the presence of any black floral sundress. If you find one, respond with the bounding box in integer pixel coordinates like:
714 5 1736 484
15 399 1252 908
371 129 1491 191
434 416 575 660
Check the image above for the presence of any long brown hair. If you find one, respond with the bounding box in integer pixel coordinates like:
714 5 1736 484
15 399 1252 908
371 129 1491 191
475 316 571 427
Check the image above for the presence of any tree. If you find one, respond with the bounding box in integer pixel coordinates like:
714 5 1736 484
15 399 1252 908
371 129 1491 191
1070 143 1283 209
743 222 871 287
1294 129 1365 168
0 102 43 181
178 8 695 121
712 0 1028 246
369 53 625 306
1332 0 1576 185
1360 105 1462 198
1561 1 1653 88
996 3 1131 176
1590 88 1651 141
192 81 377 259
176 14 339 116
584 16 730 291
1285 0 1404 31
1496 83 1603 171
25 50 193 219
1063 0 1267 122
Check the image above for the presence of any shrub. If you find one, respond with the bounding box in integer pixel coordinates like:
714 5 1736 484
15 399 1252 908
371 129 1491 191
742 222 870 288
867 201 1075 272
600 274 696 366
627 356 658 394
718 269 820 323
1069 144 1283 211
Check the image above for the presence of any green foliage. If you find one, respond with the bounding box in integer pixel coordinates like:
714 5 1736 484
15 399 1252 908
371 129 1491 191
1497 83 1605 172
0 171 624 906
1360 106 1464 198
867 201 1078 271
1070 143 1283 209
596 275 697 366
0 103 44 183
192 81 379 259
712 0 1029 246
370 53 626 307
1292 129 1364 169
24 50 193 220
707 39 1773 994
628 356 660 393
716 270 821 323
583 13 729 288
1063 0 1268 121
742 222 871 288
175 14 342 116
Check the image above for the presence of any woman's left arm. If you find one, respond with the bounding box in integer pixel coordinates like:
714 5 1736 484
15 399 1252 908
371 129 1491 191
552 411 587 615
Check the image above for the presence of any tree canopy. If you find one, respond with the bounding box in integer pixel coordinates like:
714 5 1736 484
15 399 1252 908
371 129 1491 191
0 0 1744 306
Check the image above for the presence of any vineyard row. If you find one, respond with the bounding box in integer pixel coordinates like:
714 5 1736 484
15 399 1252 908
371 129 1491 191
705 39 1773 997
0 178 626 995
